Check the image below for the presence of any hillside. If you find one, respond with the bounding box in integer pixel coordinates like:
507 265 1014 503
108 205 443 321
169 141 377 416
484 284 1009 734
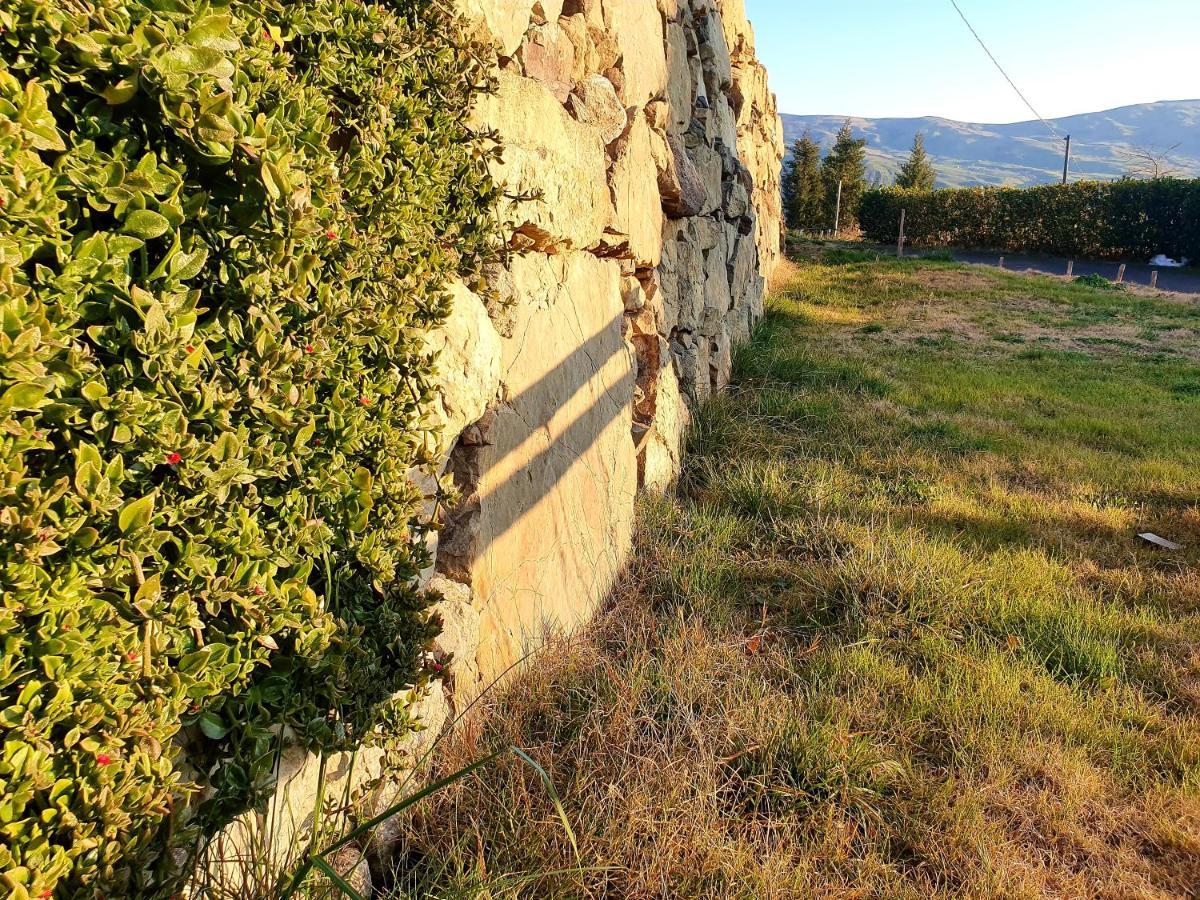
782 100 1200 187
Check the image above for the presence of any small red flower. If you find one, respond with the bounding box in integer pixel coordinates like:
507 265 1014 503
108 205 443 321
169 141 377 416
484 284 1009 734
39 891 50 899
252 586 266 596
304 343 314 354
358 395 371 406
185 344 195 353
96 752 113 766
313 438 322 446
189 702 200 713
262 28 271 40
324 229 337 240
127 652 138 662
165 452 182 465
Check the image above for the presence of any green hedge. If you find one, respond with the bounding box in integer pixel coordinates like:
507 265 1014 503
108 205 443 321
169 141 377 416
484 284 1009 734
0 1 501 896
859 180 1200 263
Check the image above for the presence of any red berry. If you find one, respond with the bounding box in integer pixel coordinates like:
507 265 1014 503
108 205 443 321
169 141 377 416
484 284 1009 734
96 752 112 766
166 452 182 465
305 344 314 353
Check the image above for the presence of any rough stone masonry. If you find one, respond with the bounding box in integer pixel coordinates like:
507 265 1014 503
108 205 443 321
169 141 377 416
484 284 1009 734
208 0 783 884
429 0 784 699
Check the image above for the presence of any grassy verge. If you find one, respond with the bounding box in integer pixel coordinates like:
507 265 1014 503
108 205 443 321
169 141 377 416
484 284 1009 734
386 243 1200 898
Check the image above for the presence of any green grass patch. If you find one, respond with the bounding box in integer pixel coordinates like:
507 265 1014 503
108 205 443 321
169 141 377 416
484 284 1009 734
384 251 1200 900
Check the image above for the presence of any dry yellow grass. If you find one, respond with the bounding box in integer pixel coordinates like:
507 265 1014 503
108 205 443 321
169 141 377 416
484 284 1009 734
381 245 1200 899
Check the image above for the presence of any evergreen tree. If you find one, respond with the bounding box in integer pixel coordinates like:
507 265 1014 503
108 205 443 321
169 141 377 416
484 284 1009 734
895 131 937 191
781 142 800 225
782 132 825 230
819 120 867 231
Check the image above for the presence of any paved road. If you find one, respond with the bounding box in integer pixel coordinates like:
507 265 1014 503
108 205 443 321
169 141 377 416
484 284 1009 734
950 250 1200 296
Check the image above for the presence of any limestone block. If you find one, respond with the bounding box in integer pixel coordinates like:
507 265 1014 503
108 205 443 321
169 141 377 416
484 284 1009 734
427 576 483 700
723 176 749 221
664 22 692 135
558 13 621 80
648 122 670 173
566 74 627 144
724 298 753 347
726 49 783 282
604 0 668 106
564 0 604 27
709 93 739 147
683 134 724 216
423 281 502 457
658 219 704 333
695 6 733 92
608 111 664 267
621 274 648 312
693 213 723 251
701 243 732 336
717 0 755 58
474 71 612 251
659 132 707 219
748 271 766 319
670 329 711 401
727 226 758 308
532 0 566 23
709 329 732 391
646 99 670 131
641 355 689 493
520 22 576 102
449 251 637 684
453 0 537 57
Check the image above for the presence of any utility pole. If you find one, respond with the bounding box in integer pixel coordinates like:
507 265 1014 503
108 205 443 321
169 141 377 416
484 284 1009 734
833 179 843 235
1062 134 1071 184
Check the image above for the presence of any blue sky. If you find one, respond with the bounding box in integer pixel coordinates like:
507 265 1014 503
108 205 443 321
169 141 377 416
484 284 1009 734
747 0 1200 122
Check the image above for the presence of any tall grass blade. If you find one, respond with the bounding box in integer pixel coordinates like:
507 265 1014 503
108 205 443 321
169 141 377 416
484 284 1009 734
510 747 580 861
311 855 365 900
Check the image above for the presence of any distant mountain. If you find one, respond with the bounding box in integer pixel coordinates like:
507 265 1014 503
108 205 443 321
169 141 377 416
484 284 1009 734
781 100 1200 188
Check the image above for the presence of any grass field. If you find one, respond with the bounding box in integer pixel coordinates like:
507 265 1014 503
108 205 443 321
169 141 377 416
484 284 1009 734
386 243 1200 898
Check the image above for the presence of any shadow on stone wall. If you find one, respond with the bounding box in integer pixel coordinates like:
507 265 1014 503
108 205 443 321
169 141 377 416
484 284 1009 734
437 311 632 577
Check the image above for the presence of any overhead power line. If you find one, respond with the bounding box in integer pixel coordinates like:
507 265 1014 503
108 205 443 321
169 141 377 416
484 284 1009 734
948 0 1062 139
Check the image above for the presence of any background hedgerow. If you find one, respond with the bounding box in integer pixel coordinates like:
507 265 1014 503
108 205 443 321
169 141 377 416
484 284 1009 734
0 1 502 896
859 181 1200 263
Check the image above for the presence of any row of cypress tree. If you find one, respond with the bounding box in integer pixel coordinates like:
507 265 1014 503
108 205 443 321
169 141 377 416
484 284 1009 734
782 123 937 232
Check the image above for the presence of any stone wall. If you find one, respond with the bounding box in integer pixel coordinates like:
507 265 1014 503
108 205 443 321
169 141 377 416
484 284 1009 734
434 0 785 698
204 2 782 890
